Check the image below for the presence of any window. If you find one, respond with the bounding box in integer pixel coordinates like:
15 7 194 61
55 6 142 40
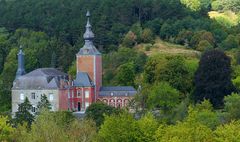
85 102 89 108
32 106 36 113
31 93 36 99
49 94 54 101
20 93 24 101
77 91 81 98
85 91 89 98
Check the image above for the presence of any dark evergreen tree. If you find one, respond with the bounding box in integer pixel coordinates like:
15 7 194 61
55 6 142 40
14 97 34 127
37 94 51 111
193 49 236 108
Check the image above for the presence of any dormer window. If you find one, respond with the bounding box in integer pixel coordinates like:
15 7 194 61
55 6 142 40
111 92 114 96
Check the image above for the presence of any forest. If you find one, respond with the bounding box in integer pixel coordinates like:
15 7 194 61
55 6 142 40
1 0 240 141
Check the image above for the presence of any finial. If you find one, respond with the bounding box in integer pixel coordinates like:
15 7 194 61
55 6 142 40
86 11 90 17
78 10 100 55
20 45 23 50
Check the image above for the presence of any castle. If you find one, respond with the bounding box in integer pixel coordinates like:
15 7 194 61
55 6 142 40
12 11 137 115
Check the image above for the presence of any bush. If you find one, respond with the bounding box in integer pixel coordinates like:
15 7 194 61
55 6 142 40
122 31 137 48
196 40 214 52
141 28 154 43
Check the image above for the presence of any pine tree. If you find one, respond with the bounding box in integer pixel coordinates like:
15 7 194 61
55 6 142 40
14 97 34 127
37 94 51 111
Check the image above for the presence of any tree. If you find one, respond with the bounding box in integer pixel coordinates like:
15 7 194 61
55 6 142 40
122 31 137 48
189 100 220 129
180 0 202 11
37 94 51 111
180 0 211 11
141 28 154 43
135 113 158 142
14 97 34 128
196 40 213 52
114 62 136 86
67 119 97 142
155 105 215 142
147 82 180 112
223 93 240 121
0 116 14 141
220 34 239 50
190 30 215 48
193 49 235 108
156 56 195 94
214 121 240 141
25 110 68 142
97 112 137 142
85 102 119 127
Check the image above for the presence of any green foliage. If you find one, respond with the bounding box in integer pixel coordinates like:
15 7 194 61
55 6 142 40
214 121 240 141
16 110 96 142
141 28 154 43
157 56 195 94
103 47 147 85
196 40 214 51
37 94 51 111
67 61 76 79
122 31 137 48
191 100 220 129
155 118 214 142
14 97 34 128
193 49 235 108
0 116 14 141
190 30 215 48
176 30 194 46
220 34 239 50
67 119 97 142
212 0 240 12
85 102 120 127
147 82 180 112
223 93 240 121
97 112 137 142
180 0 202 11
143 55 196 94
135 113 158 142
114 62 136 86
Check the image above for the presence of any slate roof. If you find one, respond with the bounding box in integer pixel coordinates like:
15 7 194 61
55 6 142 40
12 68 68 90
99 86 137 97
77 11 101 55
73 72 94 87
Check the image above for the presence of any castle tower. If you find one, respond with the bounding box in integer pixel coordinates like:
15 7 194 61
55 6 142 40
76 11 102 100
16 45 26 79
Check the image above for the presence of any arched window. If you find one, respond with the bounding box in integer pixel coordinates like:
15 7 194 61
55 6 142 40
116 99 122 108
103 99 108 104
109 99 115 107
124 99 129 107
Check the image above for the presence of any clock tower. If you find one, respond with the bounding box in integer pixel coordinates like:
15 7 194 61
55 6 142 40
76 11 102 100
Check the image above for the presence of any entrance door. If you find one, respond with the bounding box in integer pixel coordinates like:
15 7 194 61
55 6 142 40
78 102 81 111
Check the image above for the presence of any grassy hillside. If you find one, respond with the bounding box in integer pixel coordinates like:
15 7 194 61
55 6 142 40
135 38 201 57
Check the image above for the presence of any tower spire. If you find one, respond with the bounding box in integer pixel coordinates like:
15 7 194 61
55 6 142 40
84 10 94 40
78 11 100 55
16 45 26 79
